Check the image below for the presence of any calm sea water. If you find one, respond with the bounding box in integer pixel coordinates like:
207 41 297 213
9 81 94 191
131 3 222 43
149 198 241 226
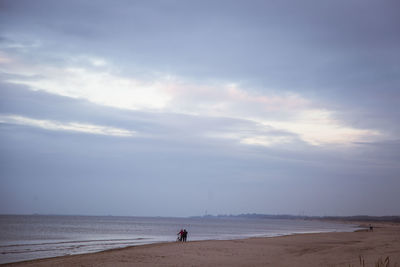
0 215 359 264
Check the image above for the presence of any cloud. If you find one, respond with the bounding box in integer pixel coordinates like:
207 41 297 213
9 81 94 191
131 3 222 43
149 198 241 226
4 64 172 110
260 110 382 146
1 0 398 148
0 82 298 148
2 54 382 146
0 114 135 137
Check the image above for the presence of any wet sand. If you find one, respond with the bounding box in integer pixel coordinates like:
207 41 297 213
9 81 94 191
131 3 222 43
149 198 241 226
4 222 400 267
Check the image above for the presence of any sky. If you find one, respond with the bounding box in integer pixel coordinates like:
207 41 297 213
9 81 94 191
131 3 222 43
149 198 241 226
0 0 399 217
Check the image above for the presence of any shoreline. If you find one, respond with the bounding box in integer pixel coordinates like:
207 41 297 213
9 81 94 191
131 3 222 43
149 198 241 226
0 219 360 265
0 220 360 265
3 222 400 267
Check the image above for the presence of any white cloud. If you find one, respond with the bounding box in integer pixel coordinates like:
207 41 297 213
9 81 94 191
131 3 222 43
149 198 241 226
206 131 295 147
240 136 294 147
7 66 172 110
0 115 135 137
1 53 382 146
259 110 381 146
89 57 107 67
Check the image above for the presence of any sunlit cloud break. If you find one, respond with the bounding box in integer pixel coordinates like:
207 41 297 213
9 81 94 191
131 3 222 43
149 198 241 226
0 115 135 137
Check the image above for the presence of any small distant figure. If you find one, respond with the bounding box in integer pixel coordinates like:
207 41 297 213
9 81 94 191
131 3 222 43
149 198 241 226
177 229 188 242
177 229 184 241
182 229 188 242
369 224 373 232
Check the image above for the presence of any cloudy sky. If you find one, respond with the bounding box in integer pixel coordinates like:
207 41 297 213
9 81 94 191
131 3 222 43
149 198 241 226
0 0 399 217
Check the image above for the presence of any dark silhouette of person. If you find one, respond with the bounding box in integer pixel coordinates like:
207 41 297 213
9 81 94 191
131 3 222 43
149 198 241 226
182 229 188 242
178 229 184 241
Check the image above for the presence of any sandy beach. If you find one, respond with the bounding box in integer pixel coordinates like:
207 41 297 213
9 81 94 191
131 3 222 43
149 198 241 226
3 222 399 267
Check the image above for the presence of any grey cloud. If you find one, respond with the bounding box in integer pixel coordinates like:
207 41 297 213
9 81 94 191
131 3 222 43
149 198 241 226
2 0 399 84
1 0 398 135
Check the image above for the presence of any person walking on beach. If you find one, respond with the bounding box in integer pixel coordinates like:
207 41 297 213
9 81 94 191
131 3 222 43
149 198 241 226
182 229 188 242
177 229 184 241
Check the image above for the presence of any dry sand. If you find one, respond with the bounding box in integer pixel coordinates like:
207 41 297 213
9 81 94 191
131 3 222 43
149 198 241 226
4 222 400 267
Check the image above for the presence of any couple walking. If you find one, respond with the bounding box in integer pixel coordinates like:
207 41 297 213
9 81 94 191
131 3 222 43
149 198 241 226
177 229 188 242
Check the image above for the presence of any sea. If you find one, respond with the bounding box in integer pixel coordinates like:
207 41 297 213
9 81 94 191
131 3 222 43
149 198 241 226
0 215 359 264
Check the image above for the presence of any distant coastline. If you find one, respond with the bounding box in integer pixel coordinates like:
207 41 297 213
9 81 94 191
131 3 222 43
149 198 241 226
1 213 400 223
190 213 400 223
